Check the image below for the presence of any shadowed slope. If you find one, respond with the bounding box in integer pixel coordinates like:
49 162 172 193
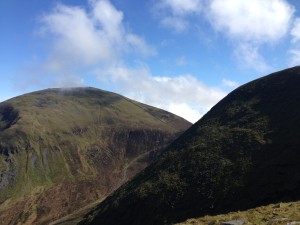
80 66 300 225
0 87 191 225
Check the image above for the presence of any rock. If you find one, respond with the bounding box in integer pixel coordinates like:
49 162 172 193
287 222 300 225
270 218 288 222
221 219 245 225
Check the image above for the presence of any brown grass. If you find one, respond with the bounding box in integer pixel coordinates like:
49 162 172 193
176 201 300 225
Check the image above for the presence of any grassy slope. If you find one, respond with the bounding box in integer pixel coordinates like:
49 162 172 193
80 66 300 225
0 87 191 224
176 201 300 225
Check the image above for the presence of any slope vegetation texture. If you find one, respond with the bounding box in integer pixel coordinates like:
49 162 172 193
176 200 300 225
0 87 191 225
80 66 300 225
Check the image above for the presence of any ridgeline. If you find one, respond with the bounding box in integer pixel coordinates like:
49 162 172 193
80 67 300 225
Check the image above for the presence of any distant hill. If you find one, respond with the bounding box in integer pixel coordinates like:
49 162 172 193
0 87 191 225
80 66 300 225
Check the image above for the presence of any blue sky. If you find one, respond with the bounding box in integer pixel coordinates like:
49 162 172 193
1 0 300 122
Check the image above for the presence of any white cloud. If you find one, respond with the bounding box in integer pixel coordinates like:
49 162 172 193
167 103 204 124
126 34 156 56
94 65 226 123
91 0 124 44
154 0 294 70
289 50 300 66
154 0 202 32
207 0 294 43
39 0 155 72
235 44 271 72
207 0 294 71
222 79 238 88
291 18 300 43
55 75 85 88
40 3 114 68
176 55 187 66
155 0 294 42
289 18 300 66
158 0 202 16
161 16 188 33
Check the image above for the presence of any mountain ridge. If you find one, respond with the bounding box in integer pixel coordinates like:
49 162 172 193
80 66 300 225
0 87 191 225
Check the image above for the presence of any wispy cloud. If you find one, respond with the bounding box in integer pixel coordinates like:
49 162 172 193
161 17 188 33
153 0 202 32
176 56 187 66
234 44 271 72
289 18 300 66
159 0 203 15
222 78 239 88
206 0 294 72
154 0 295 71
290 18 300 43
289 49 300 66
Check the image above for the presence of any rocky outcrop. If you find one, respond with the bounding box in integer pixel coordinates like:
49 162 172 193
0 155 18 190
221 219 245 225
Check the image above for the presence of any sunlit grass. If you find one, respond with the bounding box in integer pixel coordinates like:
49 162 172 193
177 201 300 225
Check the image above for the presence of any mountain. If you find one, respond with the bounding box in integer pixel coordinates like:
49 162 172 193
0 87 191 225
80 66 300 225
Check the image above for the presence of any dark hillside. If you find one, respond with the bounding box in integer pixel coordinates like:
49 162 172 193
80 67 300 225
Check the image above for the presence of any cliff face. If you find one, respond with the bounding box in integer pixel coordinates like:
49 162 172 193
80 67 300 225
0 87 191 225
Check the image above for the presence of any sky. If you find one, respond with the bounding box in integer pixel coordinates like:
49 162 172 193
1 0 300 123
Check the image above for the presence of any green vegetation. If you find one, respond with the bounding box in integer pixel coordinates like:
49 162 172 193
0 87 191 224
177 201 300 225
80 66 300 225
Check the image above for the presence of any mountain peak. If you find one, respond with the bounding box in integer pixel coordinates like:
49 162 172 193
0 87 191 224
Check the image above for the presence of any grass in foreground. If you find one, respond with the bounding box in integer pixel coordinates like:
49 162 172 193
176 201 300 225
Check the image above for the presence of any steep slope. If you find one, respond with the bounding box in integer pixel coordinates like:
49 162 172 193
0 87 191 225
80 66 300 225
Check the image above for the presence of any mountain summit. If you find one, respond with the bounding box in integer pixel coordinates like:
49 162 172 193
0 87 191 224
80 67 300 225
